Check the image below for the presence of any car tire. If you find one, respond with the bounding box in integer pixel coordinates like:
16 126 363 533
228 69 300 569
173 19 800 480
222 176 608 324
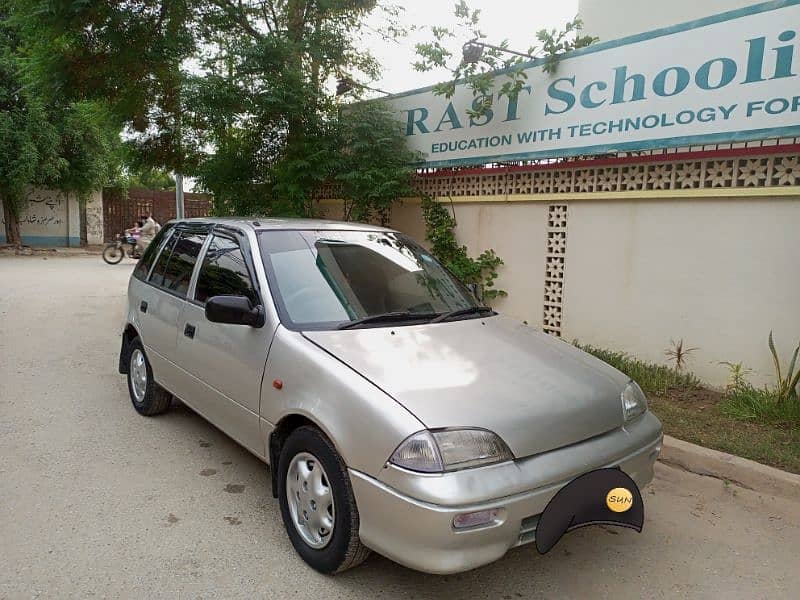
277 426 370 574
126 338 172 416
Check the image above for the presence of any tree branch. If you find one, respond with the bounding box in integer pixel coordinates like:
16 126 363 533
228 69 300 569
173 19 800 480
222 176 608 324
210 0 265 40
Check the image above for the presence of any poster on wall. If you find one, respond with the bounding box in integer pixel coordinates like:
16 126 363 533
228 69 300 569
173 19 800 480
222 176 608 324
386 0 800 167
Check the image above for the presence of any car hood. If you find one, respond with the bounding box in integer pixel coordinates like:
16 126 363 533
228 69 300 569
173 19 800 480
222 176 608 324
303 316 629 459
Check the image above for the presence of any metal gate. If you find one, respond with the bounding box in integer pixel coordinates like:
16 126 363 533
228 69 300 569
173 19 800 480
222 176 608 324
102 188 212 241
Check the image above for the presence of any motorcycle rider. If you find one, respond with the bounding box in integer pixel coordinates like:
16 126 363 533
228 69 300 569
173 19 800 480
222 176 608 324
137 214 161 254
125 221 143 241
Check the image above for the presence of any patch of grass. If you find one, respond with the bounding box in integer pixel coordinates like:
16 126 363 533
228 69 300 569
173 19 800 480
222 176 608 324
719 384 800 428
649 396 800 474
578 344 700 396
578 343 800 473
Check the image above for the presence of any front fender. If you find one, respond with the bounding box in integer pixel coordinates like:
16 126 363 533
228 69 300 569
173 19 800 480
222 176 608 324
259 326 425 478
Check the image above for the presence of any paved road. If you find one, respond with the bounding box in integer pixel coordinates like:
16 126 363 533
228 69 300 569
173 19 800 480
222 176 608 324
1 255 799 599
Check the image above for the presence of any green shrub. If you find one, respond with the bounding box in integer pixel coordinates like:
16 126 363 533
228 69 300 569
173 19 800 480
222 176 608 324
577 344 700 396
720 384 800 428
768 331 800 404
420 195 507 301
717 333 800 428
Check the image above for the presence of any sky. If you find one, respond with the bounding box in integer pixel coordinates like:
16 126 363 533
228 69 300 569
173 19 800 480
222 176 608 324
362 0 580 96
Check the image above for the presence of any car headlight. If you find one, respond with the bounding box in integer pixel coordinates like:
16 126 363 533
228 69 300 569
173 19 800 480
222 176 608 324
621 381 647 421
389 428 514 473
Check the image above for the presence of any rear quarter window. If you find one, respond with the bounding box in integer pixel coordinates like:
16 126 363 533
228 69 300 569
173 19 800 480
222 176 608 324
158 231 207 297
133 225 174 281
148 230 179 288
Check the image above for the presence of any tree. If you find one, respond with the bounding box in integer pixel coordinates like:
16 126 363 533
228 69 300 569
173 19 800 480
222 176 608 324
125 169 177 191
414 1 596 118
0 70 59 245
1 1 120 246
335 100 420 225
113 146 178 191
15 0 198 174
1 2 57 244
18 0 412 219
191 0 408 217
50 102 122 201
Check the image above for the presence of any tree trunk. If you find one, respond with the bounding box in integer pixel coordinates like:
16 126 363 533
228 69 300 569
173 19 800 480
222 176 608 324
284 0 310 216
2 196 22 247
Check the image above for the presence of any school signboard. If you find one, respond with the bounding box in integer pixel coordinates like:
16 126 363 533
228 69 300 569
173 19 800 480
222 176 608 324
386 0 800 167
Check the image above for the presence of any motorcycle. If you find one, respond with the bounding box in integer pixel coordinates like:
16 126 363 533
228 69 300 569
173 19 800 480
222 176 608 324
102 232 142 264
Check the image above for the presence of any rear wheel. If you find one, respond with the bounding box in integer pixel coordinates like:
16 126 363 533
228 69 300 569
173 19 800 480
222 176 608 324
126 338 172 416
278 426 370 574
102 243 124 264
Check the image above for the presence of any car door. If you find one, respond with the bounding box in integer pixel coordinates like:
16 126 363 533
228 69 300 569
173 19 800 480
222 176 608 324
174 229 274 457
137 225 209 394
130 225 179 387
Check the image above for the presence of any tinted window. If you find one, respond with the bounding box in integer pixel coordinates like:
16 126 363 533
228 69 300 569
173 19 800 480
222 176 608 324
158 231 207 296
194 235 258 305
133 225 173 280
148 230 179 287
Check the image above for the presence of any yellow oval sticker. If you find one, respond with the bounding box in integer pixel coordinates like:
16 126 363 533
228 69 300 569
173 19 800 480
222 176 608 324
606 487 634 512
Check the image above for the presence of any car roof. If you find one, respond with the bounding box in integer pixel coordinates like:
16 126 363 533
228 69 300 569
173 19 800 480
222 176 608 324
172 217 397 233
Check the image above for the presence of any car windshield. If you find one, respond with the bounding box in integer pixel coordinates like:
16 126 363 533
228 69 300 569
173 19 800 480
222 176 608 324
258 229 480 330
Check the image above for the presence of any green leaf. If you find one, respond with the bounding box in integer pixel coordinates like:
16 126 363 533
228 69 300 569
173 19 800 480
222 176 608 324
769 331 783 391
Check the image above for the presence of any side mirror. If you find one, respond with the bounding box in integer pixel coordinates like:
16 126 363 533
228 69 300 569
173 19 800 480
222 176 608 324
205 295 265 328
467 282 483 302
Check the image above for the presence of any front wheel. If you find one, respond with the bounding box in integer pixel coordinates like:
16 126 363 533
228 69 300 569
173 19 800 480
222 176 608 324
102 243 124 264
278 426 370 574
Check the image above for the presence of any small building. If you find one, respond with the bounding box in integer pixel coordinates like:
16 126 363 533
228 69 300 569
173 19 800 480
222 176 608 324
0 189 104 247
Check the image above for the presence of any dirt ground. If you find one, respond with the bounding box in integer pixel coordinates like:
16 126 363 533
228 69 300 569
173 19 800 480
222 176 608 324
2 255 799 599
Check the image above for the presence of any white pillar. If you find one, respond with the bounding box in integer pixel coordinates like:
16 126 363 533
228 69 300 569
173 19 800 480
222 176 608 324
66 193 81 247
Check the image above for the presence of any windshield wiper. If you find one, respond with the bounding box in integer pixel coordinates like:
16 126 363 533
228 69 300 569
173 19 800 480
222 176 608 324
430 306 494 323
337 311 438 330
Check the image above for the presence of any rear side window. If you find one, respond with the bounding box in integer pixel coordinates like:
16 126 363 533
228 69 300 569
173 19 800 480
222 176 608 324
194 235 258 305
161 232 207 296
133 225 173 280
149 231 179 288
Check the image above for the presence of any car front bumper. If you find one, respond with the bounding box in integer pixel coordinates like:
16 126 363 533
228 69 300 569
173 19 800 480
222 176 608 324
350 411 663 574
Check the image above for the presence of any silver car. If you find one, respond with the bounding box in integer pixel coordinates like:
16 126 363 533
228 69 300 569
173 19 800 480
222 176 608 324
119 217 663 574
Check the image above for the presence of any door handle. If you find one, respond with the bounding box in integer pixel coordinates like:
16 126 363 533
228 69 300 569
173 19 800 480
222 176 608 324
184 323 196 339
140 300 148 313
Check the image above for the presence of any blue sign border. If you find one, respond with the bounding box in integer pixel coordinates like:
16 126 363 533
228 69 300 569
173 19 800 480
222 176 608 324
385 0 800 168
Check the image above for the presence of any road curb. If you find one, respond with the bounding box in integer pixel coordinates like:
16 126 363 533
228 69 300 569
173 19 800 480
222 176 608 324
0 246 103 257
659 435 800 501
